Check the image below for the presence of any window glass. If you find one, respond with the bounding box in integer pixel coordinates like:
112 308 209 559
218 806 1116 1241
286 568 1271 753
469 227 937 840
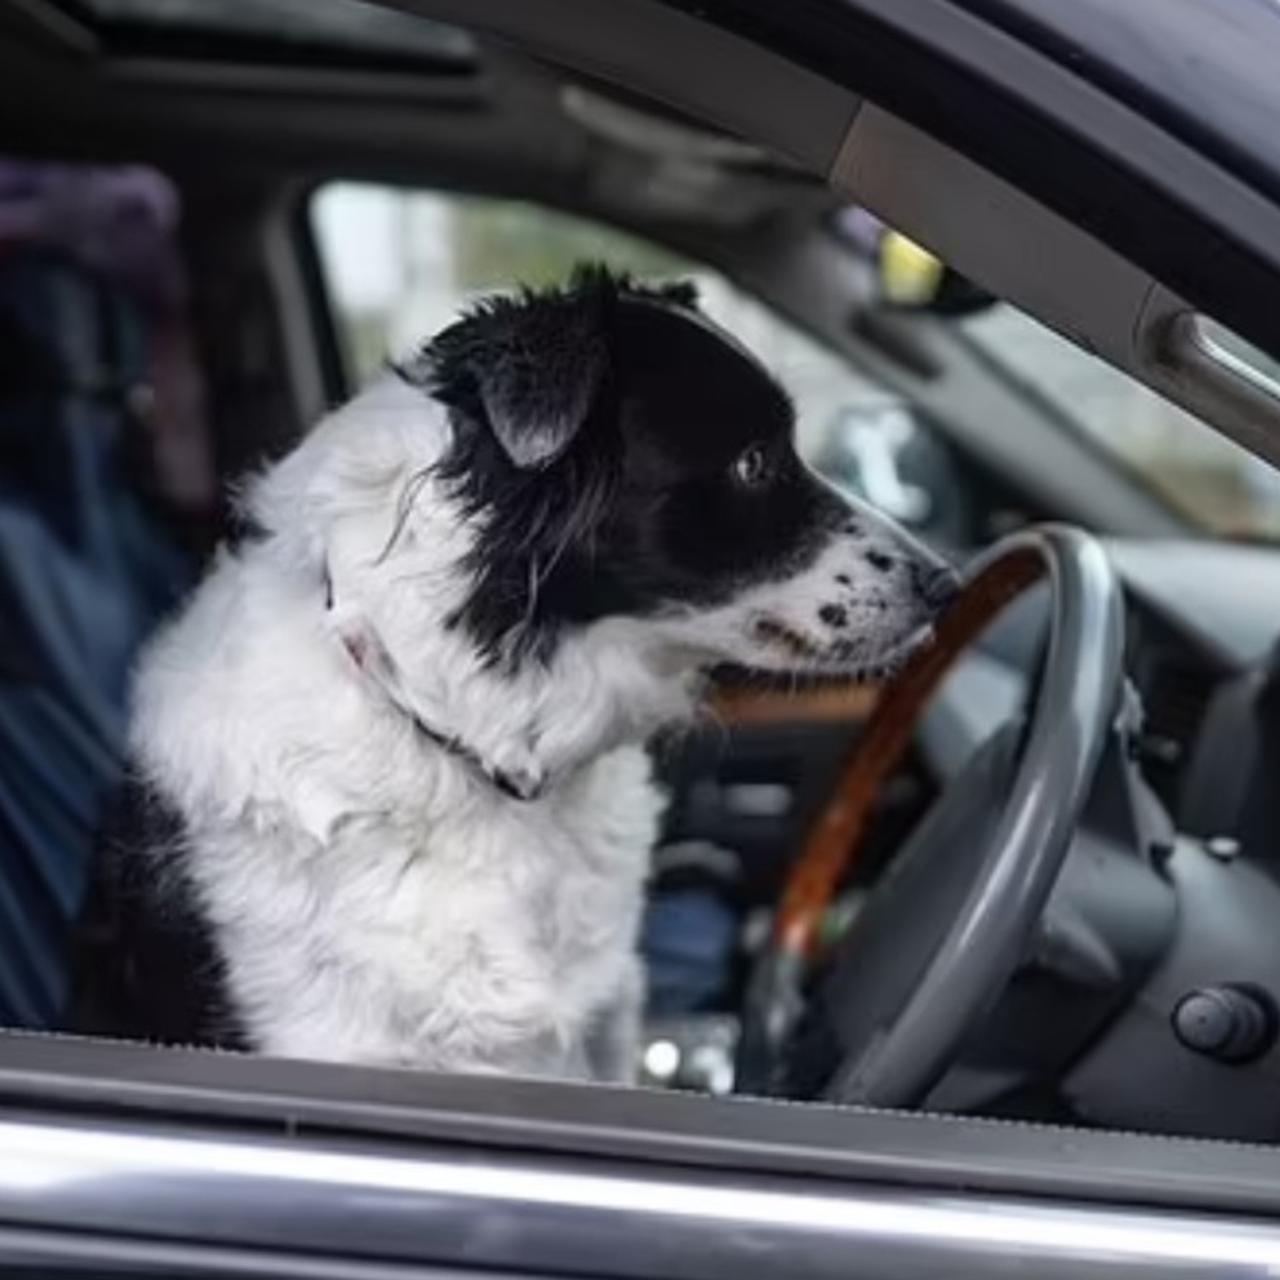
309 183 891 466
831 205 1280 540
958 304 1280 539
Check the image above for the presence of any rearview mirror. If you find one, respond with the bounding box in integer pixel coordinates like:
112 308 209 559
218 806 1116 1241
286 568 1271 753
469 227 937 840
833 207 997 318
878 231 996 316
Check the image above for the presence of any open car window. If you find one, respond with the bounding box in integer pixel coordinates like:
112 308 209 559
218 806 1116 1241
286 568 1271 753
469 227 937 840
310 184 1269 554
307 185 1070 554
958 305 1280 540
309 182 893 469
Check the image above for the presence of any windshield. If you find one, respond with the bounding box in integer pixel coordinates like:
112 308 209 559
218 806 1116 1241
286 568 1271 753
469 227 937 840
956 305 1280 540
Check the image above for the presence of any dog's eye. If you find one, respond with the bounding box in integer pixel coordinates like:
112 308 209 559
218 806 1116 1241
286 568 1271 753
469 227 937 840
732 445 772 489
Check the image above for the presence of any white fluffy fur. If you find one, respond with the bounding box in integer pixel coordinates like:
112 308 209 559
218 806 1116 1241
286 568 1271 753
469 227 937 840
133 376 933 1079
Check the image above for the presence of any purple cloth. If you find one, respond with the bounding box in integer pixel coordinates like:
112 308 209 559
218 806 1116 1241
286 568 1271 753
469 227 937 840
0 159 214 514
0 161 185 312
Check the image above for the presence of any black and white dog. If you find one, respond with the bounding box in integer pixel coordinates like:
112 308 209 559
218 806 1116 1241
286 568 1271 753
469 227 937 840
75 267 955 1080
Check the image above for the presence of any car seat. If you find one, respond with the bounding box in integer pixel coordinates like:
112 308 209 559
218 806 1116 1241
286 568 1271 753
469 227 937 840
0 249 194 1027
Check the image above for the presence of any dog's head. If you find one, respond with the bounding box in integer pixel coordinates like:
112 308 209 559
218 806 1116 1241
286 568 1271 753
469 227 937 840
411 266 956 682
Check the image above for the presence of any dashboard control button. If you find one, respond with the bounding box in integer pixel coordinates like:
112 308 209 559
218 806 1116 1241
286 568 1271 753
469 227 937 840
1172 986 1276 1063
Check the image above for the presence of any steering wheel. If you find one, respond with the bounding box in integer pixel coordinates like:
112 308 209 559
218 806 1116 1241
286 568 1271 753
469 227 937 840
735 526 1124 1106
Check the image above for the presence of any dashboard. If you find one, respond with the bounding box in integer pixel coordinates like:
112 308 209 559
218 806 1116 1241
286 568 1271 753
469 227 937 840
907 536 1280 1136
931 538 1280 818
1106 540 1280 845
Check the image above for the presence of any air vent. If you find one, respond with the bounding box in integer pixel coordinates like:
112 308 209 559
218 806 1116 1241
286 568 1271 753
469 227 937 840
1139 654 1216 810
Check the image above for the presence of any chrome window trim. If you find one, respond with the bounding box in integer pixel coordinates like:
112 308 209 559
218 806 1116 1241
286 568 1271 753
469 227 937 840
3 1108 1280 1278
0 1223 529 1279
6 1033 1280 1215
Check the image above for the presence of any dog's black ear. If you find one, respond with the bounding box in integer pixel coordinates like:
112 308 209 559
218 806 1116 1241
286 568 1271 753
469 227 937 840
423 284 611 472
473 297 608 470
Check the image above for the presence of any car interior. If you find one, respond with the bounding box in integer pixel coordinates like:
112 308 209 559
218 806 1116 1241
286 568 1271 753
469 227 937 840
9 3 1280 1270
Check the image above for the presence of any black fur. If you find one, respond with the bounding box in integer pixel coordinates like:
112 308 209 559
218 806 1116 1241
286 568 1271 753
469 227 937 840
68 775 246 1050
413 265 848 668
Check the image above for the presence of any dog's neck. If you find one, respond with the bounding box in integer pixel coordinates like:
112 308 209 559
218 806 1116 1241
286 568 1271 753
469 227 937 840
324 557 699 802
326 563 543 800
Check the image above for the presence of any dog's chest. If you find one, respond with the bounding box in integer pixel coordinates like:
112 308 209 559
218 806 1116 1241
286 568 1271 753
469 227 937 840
207 745 662 1069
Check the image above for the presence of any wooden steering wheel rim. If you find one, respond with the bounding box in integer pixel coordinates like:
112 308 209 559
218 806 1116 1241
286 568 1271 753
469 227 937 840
773 541 1047 963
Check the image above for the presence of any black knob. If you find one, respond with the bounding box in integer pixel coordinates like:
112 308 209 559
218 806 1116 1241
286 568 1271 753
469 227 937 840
1171 985 1276 1063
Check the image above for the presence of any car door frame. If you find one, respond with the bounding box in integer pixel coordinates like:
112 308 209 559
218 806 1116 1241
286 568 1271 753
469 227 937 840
6 1031 1280 1278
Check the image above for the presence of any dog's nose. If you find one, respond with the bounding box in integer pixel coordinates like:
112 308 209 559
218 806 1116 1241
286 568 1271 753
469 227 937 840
917 563 960 612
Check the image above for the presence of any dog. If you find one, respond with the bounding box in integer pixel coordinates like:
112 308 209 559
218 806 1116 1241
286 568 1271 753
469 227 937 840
72 266 956 1081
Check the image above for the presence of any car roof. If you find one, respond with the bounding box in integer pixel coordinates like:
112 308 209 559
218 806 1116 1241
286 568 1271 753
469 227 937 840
952 0 1280 211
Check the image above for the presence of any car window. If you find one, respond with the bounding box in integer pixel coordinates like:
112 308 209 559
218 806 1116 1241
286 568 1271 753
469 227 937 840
958 304 1280 540
833 207 1280 542
308 182 901 487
